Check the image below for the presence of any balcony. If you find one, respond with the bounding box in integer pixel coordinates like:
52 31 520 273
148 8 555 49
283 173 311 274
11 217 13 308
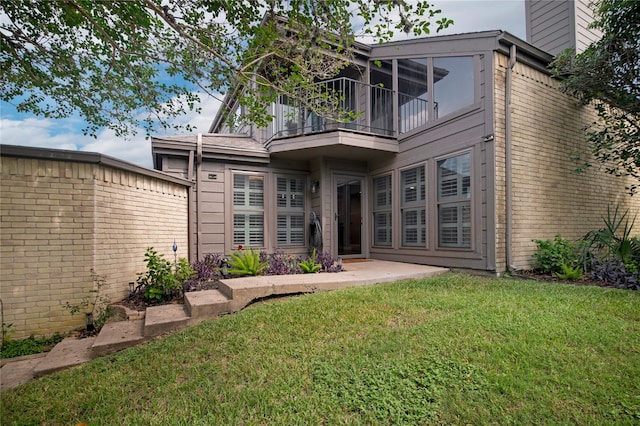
270 77 438 140
266 76 442 161
271 77 394 140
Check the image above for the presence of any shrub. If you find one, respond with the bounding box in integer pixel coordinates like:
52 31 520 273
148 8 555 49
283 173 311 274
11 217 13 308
185 253 224 291
227 246 268 276
263 249 300 275
532 235 583 274
63 268 113 331
299 248 322 273
315 250 342 272
590 259 640 290
584 205 640 271
555 263 583 281
136 247 194 301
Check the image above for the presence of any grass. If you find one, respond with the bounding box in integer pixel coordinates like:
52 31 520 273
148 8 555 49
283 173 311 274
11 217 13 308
1 273 639 425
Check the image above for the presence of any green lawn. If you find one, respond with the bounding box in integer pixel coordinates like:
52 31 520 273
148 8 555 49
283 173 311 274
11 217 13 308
2 273 639 425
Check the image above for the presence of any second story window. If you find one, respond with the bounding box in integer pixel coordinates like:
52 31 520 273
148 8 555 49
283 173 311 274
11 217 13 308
433 56 475 118
376 55 476 135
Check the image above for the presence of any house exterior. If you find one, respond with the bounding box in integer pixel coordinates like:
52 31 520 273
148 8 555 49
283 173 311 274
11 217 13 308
151 29 639 274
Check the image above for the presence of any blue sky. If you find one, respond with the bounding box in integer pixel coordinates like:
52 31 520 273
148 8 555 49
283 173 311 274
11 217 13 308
0 0 526 168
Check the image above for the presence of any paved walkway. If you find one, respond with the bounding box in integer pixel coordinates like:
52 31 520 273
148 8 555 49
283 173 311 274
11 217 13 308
1 260 448 392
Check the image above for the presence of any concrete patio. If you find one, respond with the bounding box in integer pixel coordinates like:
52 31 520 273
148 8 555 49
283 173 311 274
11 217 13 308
1 260 448 392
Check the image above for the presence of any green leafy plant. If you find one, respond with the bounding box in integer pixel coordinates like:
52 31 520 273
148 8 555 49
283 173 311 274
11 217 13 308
227 246 268 277
299 249 322 273
555 263 583 281
584 205 640 270
174 257 196 285
532 235 583 274
136 248 194 301
2 322 15 348
0 332 64 359
63 268 113 331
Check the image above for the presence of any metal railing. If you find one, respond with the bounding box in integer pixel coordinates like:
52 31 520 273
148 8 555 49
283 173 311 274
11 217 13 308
272 77 395 139
398 93 437 134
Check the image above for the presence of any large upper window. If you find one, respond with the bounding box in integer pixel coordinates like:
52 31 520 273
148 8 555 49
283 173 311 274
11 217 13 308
401 166 426 247
233 173 264 247
398 58 429 133
372 174 392 246
277 176 305 246
433 56 475 118
437 153 471 248
370 59 394 135
389 55 475 134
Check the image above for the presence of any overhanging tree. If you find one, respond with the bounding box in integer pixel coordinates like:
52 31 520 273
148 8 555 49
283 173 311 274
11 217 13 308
0 0 452 137
551 0 640 194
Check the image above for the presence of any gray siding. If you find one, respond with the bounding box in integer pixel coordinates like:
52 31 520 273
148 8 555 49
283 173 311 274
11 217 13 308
575 0 601 52
526 0 574 55
526 0 600 55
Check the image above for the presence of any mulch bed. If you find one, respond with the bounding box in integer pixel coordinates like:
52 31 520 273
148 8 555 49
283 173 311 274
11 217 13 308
510 270 622 289
117 279 220 311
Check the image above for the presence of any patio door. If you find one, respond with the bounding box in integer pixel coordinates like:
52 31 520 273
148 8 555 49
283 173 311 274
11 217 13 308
335 175 363 257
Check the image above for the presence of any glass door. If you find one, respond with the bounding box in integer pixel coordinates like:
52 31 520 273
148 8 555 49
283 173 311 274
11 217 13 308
336 176 363 257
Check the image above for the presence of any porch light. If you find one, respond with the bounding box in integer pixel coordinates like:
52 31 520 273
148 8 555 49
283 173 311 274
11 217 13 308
311 180 320 194
128 282 135 296
172 239 178 264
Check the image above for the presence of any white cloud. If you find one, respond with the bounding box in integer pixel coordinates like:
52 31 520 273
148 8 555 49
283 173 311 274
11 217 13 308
433 0 525 39
0 93 222 168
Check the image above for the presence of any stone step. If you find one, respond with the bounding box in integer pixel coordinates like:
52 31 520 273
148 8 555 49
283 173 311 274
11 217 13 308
144 304 190 337
33 336 96 378
184 289 231 320
91 320 146 357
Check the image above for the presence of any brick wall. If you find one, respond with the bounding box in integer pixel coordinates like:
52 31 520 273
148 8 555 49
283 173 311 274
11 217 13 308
0 152 190 339
493 52 640 271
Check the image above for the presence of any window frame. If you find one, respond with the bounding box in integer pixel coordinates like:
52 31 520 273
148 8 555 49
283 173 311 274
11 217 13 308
400 164 427 248
372 173 393 247
436 150 472 250
378 54 480 139
232 171 266 248
276 174 306 247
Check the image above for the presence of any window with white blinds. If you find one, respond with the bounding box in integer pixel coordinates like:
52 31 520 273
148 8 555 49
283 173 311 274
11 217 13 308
276 176 305 246
233 173 264 247
437 152 471 248
372 174 392 246
401 166 426 247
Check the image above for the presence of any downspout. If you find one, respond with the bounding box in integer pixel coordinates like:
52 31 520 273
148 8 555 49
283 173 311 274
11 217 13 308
187 149 195 262
196 133 203 260
505 44 517 271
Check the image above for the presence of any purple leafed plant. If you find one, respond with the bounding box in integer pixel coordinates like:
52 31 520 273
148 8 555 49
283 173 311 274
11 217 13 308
184 253 224 292
264 249 301 275
590 259 640 290
316 250 342 272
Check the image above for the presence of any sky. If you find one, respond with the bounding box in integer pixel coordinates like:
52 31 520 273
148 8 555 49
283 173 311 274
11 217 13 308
0 0 526 169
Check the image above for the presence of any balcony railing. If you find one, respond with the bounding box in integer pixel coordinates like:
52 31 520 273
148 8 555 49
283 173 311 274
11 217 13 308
270 77 441 140
272 77 395 139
